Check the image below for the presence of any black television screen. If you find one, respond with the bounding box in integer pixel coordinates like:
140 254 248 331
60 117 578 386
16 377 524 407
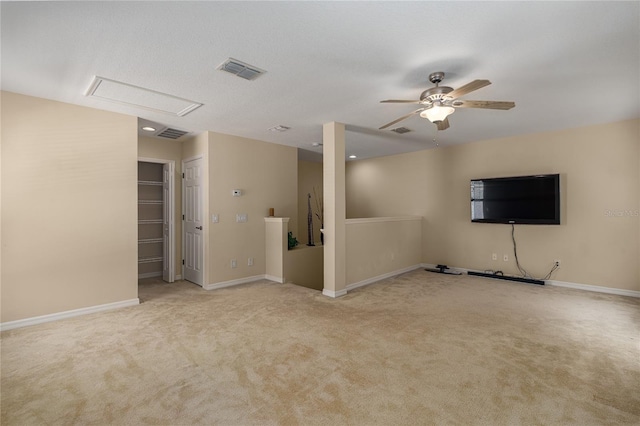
471 174 560 225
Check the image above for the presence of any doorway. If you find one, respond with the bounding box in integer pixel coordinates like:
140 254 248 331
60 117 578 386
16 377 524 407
138 159 175 282
182 156 204 286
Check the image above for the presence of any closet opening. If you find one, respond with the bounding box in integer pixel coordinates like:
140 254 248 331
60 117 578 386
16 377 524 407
138 159 175 282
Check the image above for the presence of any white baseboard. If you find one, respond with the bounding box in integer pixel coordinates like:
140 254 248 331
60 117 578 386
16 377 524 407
0 298 140 332
422 263 640 298
204 275 268 291
138 273 183 281
264 274 285 283
547 279 640 298
138 272 162 279
322 288 348 298
346 264 424 292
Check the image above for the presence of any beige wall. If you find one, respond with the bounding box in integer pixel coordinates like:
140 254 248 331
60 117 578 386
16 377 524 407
298 160 323 245
347 119 640 292
1 92 139 322
208 132 298 285
346 217 422 286
286 245 324 291
138 136 183 277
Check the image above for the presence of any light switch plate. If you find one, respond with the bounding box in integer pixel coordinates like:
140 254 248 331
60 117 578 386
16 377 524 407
212 214 219 223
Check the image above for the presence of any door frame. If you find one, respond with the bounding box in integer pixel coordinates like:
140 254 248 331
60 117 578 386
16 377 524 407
138 156 176 282
182 155 205 286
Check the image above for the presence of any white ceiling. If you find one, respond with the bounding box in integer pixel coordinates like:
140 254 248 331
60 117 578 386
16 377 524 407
2 1 639 161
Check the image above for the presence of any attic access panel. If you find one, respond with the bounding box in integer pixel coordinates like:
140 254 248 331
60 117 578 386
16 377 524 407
85 76 203 116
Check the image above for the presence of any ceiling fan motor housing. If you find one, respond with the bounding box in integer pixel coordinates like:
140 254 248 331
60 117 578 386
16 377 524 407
420 86 454 104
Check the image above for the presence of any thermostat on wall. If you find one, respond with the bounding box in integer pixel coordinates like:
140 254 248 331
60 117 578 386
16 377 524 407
232 189 242 197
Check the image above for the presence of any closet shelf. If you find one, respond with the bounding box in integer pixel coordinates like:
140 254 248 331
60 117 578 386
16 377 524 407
138 200 163 205
138 256 163 264
138 180 163 186
138 238 163 244
138 219 163 224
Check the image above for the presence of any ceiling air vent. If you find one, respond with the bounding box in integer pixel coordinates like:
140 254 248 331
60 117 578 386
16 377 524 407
157 127 189 140
391 127 412 134
218 58 266 81
268 125 290 132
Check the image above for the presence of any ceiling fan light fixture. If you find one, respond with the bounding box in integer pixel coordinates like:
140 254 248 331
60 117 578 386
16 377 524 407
420 103 455 123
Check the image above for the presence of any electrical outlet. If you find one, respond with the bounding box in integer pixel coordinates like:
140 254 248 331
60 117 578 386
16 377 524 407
231 259 237 268
554 259 561 267
248 257 254 266
503 254 509 261
492 253 497 261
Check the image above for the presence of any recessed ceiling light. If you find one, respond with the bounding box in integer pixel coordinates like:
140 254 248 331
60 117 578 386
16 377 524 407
349 155 357 159
142 126 156 132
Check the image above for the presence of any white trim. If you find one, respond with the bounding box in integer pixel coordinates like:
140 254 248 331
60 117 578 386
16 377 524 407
547 280 640 298
138 156 171 164
162 161 176 283
346 216 422 224
423 263 640 298
138 273 182 280
346 264 424 291
322 288 348 298
0 299 140 332
138 271 163 279
264 217 290 223
265 274 285 283
204 275 267 290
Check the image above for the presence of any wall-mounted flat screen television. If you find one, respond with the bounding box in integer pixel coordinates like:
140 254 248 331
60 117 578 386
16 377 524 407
470 174 560 225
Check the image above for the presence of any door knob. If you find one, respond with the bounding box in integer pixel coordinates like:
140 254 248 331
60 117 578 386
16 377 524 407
196 226 203 230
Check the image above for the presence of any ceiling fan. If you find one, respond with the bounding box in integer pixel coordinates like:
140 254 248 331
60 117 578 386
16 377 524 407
379 71 515 131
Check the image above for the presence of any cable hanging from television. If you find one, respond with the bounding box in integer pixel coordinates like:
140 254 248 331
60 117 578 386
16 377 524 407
511 224 560 281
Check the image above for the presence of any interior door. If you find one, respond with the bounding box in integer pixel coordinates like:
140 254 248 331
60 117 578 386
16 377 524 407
162 162 175 282
183 158 204 286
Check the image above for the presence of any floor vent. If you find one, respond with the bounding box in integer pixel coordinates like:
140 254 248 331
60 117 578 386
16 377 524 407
391 127 412 134
157 128 189 139
218 58 266 80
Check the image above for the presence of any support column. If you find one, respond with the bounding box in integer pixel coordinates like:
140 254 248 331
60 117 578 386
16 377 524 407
322 122 347 298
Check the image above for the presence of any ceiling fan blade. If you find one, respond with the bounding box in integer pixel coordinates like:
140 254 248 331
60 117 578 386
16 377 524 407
445 79 491 99
454 100 515 110
379 108 425 130
436 118 450 131
380 99 422 104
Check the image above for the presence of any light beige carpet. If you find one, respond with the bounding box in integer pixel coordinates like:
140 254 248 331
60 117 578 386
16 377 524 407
1 271 639 425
